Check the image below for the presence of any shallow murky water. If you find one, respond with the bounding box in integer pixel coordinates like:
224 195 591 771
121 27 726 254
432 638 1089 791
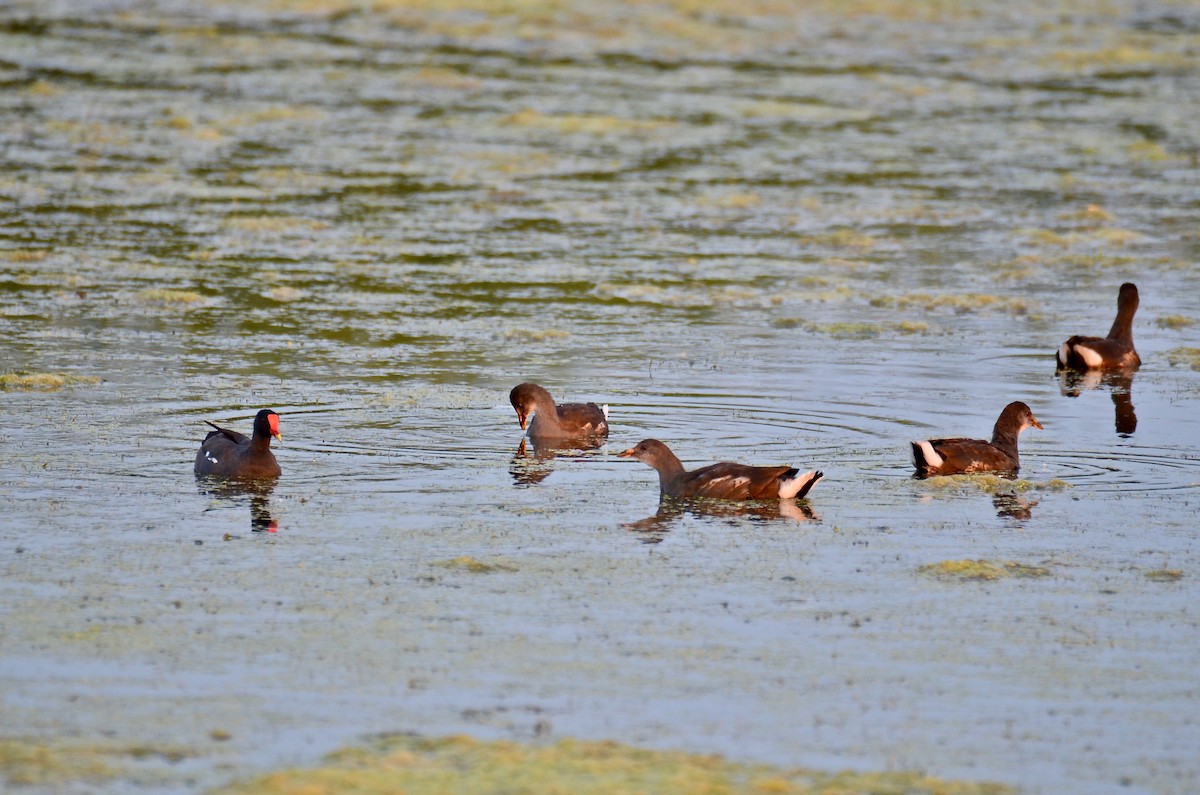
2 1 1199 793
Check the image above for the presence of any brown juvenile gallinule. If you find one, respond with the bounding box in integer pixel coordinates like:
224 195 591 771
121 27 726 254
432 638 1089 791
194 409 282 479
1056 282 1141 371
619 439 823 500
509 383 609 440
910 401 1042 476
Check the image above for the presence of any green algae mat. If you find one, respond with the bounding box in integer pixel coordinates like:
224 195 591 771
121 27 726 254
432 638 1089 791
212 735 1012 795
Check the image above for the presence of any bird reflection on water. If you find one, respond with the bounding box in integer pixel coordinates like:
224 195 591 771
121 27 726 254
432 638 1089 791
196 476 279 533
623 496 819 543
509 437 607 487
1057 369 1137 436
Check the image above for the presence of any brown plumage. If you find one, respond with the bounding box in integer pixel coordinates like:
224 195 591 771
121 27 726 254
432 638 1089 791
910 401 1042 477
1056 282 1141 371
619 439 823 500
509 383 608 440
194 409 282 479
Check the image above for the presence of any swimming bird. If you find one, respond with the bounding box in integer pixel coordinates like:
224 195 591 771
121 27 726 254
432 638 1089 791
509 383 609 440
910 401 1042 476
194 409 282 479
619 439 823 500
1056 282 1141 371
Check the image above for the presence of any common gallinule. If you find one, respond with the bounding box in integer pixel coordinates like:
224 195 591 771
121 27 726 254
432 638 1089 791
509 383 609 440
910 401 1042 476
619 439 823 500
1056 282 1141 371
194 409 282 478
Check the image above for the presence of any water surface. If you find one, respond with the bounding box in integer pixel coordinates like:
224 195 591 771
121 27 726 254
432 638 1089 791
2 1 1199 792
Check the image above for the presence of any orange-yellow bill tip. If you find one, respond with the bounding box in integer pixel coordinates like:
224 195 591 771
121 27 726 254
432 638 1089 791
618 448 635 457
272 432 283 443
1032 418 1044 430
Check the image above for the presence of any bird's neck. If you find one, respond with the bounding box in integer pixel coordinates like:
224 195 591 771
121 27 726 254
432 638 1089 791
530 394 561 432
990 423 1020 463
1107 304 1136 343
653 450 687 487
249 431 273 453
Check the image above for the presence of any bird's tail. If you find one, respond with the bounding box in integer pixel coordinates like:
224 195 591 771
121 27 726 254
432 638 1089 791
910 440 941 473
780 470 823 499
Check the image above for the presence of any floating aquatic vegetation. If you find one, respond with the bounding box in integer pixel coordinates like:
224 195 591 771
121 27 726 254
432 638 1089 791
786 320 931 339
0 738 192 787
223 216 329 234
1166 347 1200 371
134 288 206 305
0 739 118 786
1145 569 1184 582
1156 315 1195 330
870 293 1033 315
1044 44 1194 74
503 327 570 342
593 282 723 309
411 67 482 90
501 109 670 136
802 229 877 249
266 286 305 302
2 250 51 263
433 557 517 574
212 734 1013 795
919 560 1053 582
1058 204 1115 224
223 105 328 126
741 100 872 123
21 79 61 97
1127 140 1182 163
698 192 761 209
0 372 101 391
1021 228 1145 249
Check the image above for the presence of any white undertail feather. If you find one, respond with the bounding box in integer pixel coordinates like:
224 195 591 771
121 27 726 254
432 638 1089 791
601 404 609 419
1057 343 1070 367
1073 344 1103 368
779 471 820 499
913 440 942 470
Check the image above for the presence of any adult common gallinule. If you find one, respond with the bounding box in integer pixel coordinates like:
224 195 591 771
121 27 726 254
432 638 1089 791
194 409 282 479
619 439 823 500
910 401 1042 476
509 383 609 440
1056 282 1141 371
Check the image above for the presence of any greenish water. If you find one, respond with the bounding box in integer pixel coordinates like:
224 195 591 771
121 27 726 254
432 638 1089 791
2 1 1199 792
